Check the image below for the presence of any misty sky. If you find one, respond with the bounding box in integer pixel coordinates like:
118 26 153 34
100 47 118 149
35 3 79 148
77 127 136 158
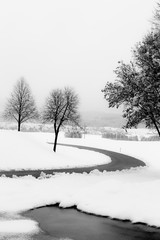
0 0 156 113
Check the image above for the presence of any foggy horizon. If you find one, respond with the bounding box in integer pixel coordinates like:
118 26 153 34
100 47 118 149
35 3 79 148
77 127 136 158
0 0 156 114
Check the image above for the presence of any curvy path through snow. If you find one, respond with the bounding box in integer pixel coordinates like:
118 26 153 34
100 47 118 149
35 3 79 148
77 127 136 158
0 143 145 177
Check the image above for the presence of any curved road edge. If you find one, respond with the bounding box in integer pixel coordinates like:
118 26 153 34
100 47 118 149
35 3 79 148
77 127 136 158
0 143 146 178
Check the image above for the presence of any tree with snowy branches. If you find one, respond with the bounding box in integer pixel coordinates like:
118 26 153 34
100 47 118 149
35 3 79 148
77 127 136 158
102 31 160 136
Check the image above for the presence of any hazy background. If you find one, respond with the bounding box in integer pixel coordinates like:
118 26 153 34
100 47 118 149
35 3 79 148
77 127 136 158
0 0 157 125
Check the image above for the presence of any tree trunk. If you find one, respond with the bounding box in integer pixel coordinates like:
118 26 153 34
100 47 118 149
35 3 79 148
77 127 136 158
18 121 21 132
153 121 160 137
151 114 160 137
53 130 59 152
17 114 21 132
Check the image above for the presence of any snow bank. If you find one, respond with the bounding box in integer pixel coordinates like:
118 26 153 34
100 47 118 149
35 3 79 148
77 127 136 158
0 130 160 231
0 167 160 227
0 130 110 171
0 219 39 234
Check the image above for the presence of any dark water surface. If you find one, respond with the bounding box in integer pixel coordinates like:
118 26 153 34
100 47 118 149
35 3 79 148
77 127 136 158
24 206 160 240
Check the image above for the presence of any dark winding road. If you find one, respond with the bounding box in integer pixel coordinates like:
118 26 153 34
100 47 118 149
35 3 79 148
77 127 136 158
0 143 145 178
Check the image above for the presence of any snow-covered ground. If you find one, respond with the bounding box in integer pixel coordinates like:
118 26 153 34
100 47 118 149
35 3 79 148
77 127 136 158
0 130 160 237
0 130 110 170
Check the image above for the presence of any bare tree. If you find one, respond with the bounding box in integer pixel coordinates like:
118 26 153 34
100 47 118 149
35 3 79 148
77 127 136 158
4 78 38 131
43 87 80 152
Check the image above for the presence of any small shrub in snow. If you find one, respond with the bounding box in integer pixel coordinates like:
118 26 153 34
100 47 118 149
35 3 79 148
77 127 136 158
65 128 82 138
102 130 138 141
127 135 139 141
140 135 160 141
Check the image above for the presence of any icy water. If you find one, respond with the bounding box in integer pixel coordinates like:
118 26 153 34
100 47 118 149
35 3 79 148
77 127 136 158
22 206 160 240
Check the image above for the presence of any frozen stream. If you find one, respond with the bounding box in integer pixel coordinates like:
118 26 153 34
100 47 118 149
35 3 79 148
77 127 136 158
0 144 152 239
23 206 160 240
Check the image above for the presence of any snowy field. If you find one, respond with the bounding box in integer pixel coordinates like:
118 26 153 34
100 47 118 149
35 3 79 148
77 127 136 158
0 129 160 237
0 130 110 171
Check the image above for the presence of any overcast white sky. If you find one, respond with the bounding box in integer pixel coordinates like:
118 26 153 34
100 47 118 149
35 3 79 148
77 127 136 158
0 0 157 113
